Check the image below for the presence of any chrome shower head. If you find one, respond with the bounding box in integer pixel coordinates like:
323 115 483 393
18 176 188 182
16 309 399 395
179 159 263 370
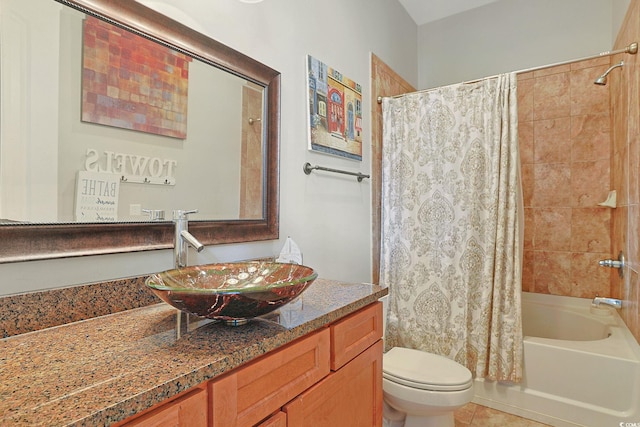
594 75 607 85
594 61 624 85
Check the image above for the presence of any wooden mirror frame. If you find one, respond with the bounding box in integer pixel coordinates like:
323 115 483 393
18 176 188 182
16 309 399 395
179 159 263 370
0 0 280 263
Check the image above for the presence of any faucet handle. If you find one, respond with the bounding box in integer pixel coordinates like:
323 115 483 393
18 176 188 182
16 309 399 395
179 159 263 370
173 209 198 220
598 251 625 278
142 209 165 221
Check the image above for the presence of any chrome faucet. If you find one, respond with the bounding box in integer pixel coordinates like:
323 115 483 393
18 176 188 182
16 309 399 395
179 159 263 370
592 296 622 309
173 209 204 268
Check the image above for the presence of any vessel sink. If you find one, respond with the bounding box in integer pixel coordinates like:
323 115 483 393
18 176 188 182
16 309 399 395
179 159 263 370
145 262 317 325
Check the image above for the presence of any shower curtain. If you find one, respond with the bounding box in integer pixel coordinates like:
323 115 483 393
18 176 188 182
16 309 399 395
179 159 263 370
380 73 523 382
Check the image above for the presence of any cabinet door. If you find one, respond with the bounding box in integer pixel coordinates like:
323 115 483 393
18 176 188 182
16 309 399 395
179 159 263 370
283 340 383 427
123 388 207 427
210 328 330 427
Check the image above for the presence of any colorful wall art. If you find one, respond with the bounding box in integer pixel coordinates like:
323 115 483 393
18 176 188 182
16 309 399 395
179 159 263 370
307 55 362 160
81 16 191 139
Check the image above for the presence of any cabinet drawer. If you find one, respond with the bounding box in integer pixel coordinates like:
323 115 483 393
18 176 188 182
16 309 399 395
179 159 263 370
331 301 383 370
123 387 207 427
209 328 330 427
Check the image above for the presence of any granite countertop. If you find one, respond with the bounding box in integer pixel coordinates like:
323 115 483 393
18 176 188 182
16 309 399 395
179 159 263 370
0 278 387 426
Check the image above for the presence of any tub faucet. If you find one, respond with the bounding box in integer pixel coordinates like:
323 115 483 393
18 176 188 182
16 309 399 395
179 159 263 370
173 209 204 268
592 296 622 309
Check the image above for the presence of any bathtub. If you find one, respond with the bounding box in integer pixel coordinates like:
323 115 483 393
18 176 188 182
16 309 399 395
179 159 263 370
473 292 640 427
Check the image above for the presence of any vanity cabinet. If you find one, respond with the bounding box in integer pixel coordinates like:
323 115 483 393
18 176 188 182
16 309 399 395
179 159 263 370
121 302 382 427
283 302 384 426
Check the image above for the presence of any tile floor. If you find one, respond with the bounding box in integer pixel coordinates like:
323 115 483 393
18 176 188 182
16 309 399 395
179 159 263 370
455 403 552 427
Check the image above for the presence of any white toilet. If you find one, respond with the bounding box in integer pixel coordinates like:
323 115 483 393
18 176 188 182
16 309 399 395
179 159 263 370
382 346 474 427
380 295 474 427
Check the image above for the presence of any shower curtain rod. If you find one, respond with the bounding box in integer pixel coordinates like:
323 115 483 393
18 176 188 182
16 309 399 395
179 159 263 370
377 41 638 103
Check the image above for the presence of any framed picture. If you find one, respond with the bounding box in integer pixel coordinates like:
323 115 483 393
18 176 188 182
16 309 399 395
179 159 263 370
81 16 191 139
307 55 362 161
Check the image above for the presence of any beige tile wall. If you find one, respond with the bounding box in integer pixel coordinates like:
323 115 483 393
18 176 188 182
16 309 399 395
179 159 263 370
611 0 640 342
518 57 613 298
371 54 415 285
521 0 640 343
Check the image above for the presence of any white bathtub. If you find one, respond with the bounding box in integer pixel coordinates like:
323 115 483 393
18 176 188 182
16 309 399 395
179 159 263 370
473 292 640 427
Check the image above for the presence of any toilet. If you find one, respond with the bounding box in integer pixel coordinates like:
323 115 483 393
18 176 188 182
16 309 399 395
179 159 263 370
380 295 474 427
382 346 474 427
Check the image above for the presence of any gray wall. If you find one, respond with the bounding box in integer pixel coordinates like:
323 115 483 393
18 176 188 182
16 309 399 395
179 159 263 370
418 0 630 89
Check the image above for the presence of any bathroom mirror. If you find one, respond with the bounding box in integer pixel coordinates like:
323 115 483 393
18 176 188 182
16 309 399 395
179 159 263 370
0 0 280 262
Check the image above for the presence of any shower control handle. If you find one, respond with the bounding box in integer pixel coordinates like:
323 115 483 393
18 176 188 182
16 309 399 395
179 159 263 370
598 251 625 278
599 259 623 268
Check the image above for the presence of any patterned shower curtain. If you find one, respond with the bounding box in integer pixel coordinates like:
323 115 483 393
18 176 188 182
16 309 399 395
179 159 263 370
380 73 523 383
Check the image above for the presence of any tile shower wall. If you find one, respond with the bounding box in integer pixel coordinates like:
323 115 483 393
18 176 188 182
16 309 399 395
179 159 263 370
611 0 640 342
518 58 613 298
371 53 416 285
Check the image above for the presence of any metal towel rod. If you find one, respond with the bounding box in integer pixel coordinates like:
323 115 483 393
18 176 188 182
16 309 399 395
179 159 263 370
303 162 370 182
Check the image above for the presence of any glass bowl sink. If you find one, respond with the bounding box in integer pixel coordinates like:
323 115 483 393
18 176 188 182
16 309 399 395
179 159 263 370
145 262 317 325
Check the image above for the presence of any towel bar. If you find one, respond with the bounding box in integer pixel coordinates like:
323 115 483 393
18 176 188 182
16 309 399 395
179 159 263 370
303 162 369 182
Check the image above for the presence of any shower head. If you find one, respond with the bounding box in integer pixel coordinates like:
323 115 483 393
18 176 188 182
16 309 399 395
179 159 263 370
594 61 624 85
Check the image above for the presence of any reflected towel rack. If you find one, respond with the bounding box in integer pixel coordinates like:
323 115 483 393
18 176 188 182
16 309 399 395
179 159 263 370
303 162 370 182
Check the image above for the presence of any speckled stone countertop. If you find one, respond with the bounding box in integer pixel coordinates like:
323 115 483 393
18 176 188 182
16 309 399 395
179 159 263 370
0 278 387 426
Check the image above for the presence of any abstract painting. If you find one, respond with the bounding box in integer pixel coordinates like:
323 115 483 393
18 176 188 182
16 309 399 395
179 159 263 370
81 16 191 139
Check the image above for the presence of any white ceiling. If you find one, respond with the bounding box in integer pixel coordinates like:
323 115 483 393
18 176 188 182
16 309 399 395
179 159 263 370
397 0 500 25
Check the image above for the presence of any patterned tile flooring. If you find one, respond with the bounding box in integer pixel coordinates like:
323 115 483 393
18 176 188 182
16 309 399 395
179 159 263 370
455 403 552 426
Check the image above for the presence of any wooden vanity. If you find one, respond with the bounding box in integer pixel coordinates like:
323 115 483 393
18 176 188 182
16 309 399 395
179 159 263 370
122 302 383 426
0 278 386 426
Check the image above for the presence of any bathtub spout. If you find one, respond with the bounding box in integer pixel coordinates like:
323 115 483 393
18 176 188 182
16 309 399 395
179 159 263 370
592 296 622 309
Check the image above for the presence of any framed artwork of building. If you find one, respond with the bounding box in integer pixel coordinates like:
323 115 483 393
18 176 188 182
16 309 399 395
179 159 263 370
307 55 362 161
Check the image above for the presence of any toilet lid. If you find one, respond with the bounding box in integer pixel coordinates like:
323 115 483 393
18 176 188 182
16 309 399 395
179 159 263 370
383 347 473 392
